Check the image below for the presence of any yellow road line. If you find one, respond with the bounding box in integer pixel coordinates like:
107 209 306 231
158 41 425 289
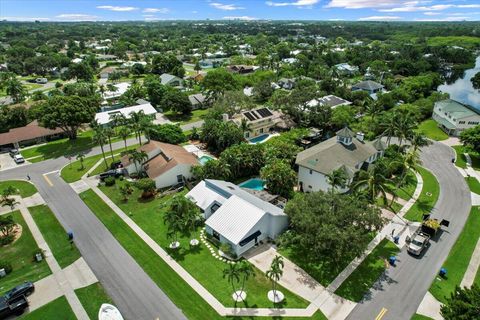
43 174 53 187
375 308 388 320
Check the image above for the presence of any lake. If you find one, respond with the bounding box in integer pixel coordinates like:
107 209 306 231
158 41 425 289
438 56 480 110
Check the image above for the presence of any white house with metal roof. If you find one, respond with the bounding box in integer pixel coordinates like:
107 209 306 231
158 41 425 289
432 99 480 136
296 127 385 193
94 103 157 126
186 180 288 257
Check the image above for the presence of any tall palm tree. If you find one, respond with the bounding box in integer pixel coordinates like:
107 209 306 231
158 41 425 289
129 111 146 145
266 255 284 304
398 149 422 186
352 160 392 205
396 112 417 146
238 260 255 297
127 150 148 174
163 211 182 249
326 168 348 195
118 126 131 152
104 127 115 160
6 78 27 103
239 118 252 137
409 132 432 152
93 127 108 169
379 113 398 146
223 263 241 301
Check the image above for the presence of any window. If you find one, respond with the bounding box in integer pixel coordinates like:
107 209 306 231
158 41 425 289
213 230 220 241
211 203 220 213
260 128 264 133
308 185 312 188
459 121 465 124
309 169 313 174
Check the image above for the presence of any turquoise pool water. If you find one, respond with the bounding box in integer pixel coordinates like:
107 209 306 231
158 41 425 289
199 155 214 165
248 133 270 144
238 178 265 191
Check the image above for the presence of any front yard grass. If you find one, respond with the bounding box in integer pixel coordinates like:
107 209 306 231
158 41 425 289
411 314 434 320
417 120 449 141
466 177 480 195
0 180 37 198
75 282 113 320
29 205 81 269
0 211 51 295
388 170 418 201
429 206 480 304
334 239 399 302
164 108 210 125
404 167 440 222
19 295 75 320
97 182 309 309
453 145 480 170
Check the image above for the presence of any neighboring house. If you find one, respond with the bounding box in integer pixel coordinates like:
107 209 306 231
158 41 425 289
352 80 384 95
102 82 131 100
94 103 157 126
306 95 352 109
121 61 147 68
282 58 298 64
96 54 117 61
334 63 359 76
229 107 282 139
188 93 208 110
71 58 83 64
186 71 207 82
432 99 480 136
0 120 64 149
186 179 288 257
160 73 183 88
227 65 257 74
121 141 199 189
99 67 117 79
278 78 296 90
296 127 386 193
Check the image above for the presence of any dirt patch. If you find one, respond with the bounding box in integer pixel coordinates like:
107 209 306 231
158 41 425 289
1 224 23 246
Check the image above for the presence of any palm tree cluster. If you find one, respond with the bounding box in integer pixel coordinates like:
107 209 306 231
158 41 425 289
266 255 285 305
223 261 255 303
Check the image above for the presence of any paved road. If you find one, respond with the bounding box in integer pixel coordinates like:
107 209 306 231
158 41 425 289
346 142 471 320
1 151 186 320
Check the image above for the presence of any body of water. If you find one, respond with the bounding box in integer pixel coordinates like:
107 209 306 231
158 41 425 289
438 56 480 109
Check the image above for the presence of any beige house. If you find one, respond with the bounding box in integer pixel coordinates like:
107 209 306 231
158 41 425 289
432 99 480 136
121 141 198 189
230 107 282 139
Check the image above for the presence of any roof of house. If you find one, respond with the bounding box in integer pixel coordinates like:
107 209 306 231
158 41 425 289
121 141 198 179
160 73 182 85
232 107 279 124
0 120 63 146
103 82 131 99
307 95 352 109
95 103 156 125
435 99 480 119
188 93 206 106
296 129 384 176
352 80 384 91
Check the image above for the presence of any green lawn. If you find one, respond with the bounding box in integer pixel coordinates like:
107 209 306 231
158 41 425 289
21 130 96 162
0 180 37 198
466 177 480 195
0 211 51 295
335 239 400 302
29 205 81 269
453 145 480 170
475 266 480 287
20 296 76 320
90 154 122 177
417 120 449 141
411 314 434 320
80 189 323 320
76 282 112 320
163 108 210 125
404 167 440 222
98 182 308 309
429 206 480 304
389 171 418 201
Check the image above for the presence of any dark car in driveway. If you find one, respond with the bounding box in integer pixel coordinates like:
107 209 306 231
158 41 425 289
99 168 124 181
0 295 29 319
4 282 34 301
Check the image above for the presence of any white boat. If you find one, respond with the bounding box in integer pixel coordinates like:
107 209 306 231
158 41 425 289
98 303 124 320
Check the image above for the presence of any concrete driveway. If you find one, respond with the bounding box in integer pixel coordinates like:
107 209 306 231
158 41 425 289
0 153 29 171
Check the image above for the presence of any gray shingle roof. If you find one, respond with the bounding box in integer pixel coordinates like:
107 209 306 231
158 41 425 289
352 80 384 91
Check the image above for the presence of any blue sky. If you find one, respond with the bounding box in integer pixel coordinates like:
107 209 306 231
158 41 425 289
1 1 480 22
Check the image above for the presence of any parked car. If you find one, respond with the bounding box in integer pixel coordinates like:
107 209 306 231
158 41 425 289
8 149 19 157
99 169 123 181
406 218 450 256
4 282 35 301
407 232 430 256
13 154 25 164
35 78 48 84
110 160 122 170
0 295 28 319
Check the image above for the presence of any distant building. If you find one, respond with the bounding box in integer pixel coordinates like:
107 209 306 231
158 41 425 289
94 103 157 126
432 99 480 137
335 63 359 76
229 107 283 139
188 93 208 110
352 80 385 100
227 65 257 74
296 127 385 193
278 78 296 90
160 73 183 88
0 120 64 149
306 95 352 109
102 82 131 100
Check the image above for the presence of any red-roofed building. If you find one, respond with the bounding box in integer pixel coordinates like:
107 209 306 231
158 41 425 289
0 121 64 149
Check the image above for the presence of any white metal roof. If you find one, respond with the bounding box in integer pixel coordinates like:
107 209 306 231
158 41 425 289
95 103 157 125
205 195 265 245
103 82 131 99
186 180 227 211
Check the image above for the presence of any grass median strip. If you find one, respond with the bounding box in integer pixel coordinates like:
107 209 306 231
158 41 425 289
429 206 480 304
0 180 37 198
80 189 325 320
19 295 76 320
75 282 113 320
466 177 480 195
29 204 81 269
404 167 440 222
334 239 400 302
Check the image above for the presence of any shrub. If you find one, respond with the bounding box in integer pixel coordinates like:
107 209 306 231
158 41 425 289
0 260 13 274
104 176 116 186
0 235 14 246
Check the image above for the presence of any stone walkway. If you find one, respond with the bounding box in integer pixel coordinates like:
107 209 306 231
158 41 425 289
86 180 319 317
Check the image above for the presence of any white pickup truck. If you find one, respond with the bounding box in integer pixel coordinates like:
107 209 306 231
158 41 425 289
407 231 430 256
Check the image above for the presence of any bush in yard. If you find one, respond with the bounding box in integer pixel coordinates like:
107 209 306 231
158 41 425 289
0 215 16 246
0 260 12 274
149 124 186 145
104 176 116 186
134 178 156 199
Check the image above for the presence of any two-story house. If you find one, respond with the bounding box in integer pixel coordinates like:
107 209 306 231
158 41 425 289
432 99 480 136
229 107 282 139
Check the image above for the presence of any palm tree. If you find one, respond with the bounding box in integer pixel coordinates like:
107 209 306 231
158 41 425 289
104 127 115 160
223 263 241 301
364 102 383 121
127 150 148 174
118 126 131 152
119 183 133 202
379 113 398 146
409 132 432 152
93 127 109 170
163 211 182 249
352 160 392 205
238 260 255 298
99 84 106 98
398 149 422 186
6 78 27 103
326 168 348 195
266 255 284 304
76 153 85 170
129 111 146 145
395 112 417 146
239 118 252 137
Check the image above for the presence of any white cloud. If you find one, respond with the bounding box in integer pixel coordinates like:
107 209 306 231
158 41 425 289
325 0 403 9
458 5 480 9
415 16 469 21
358 15 402 20
56 14 98 21
379 3 480 13
223 16 257 20
266 0 319 7
0 16 50 21
424 12 441 16
143 8 169 14
210 3 244 10
96 6 138 12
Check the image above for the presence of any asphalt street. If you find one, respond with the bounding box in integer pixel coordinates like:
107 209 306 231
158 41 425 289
0 143 187 320
346 141 471 320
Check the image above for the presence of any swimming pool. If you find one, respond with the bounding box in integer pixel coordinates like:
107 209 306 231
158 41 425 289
238 178 265 191
199 155 214 165
248 133 270 144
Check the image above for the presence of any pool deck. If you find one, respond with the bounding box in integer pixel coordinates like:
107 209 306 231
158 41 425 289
183 144 216 160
